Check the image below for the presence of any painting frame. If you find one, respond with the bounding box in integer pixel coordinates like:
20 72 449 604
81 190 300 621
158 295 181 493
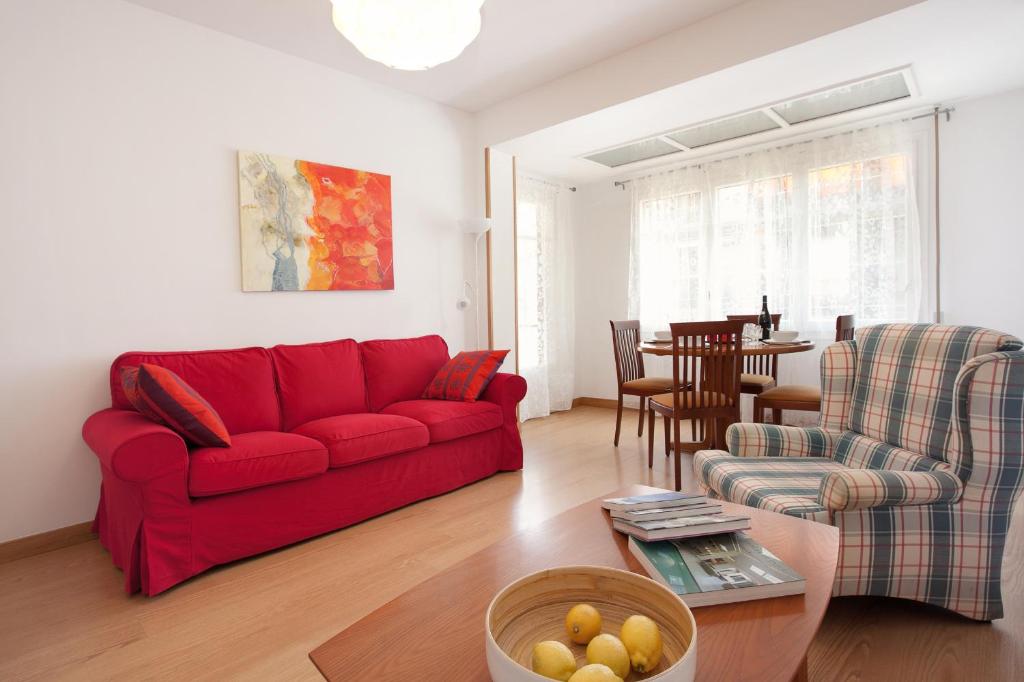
237 150 394 292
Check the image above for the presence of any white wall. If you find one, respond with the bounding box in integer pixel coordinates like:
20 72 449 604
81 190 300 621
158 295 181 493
573 184 633 402
0 0 479 542
939 87 1024 336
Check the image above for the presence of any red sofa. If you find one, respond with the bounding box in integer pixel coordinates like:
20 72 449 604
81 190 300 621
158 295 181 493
82 335 527 596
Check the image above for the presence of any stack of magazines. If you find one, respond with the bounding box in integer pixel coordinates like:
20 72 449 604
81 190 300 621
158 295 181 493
602 490 805 606
602 491 750 541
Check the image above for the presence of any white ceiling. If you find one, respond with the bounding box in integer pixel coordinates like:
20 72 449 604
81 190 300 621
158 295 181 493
122 0 749 112
504 0 1024 184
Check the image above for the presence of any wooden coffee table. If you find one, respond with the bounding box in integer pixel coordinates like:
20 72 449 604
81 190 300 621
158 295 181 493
310 484 839 682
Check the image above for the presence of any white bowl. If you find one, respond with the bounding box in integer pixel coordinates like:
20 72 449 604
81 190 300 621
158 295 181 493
653 330 672 341
770 330 799 343
485 565 697 681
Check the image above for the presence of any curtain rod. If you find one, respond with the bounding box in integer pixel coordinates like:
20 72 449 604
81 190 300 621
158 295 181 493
520 173 576 191
612 106 955 189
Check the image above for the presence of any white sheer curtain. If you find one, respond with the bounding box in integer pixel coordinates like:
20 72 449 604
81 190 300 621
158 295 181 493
627 121 929 420
517 175 575 421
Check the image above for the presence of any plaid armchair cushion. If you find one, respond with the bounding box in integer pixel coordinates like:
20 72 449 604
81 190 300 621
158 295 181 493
831 431 950 472
694 450 845 523
818 469 963 510
725 423 837 458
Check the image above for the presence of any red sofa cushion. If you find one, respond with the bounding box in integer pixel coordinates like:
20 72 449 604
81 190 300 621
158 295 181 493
126 364 231 448
359 335 450 412
270 339 368 431
292 413 429 468
110 347 280 434
188 432 327 497
422 350 509 401
381 399 503 443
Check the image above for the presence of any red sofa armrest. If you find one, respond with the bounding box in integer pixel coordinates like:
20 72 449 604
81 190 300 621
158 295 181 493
480 372 528 408
479 373 527 471
83 408 189 483
83 408 193 596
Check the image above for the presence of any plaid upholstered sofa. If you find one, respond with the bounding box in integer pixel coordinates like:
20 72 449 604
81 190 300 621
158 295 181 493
694 323 1024 620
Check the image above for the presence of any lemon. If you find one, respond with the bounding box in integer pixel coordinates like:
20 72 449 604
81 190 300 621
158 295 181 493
620 614 663 674
565 603 603 644
567 663 624 682
585 634 630 679
531 640 577 681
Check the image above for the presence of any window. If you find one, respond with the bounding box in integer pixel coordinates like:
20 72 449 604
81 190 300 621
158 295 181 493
516 176 575 421
627 121 928 346
807 155 912 323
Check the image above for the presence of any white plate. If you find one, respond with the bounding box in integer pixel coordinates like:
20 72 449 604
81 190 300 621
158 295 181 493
762 339 808 345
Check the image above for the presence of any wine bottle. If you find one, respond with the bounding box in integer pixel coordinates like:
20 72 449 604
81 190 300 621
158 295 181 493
758 295 772 341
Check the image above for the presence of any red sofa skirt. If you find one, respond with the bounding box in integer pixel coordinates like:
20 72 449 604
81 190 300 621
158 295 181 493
93 428 509 596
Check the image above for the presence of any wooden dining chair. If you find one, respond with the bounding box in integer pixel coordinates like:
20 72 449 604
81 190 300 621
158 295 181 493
726 313 782 396
753 314 855 424
647 320 744 490
609 320 674 446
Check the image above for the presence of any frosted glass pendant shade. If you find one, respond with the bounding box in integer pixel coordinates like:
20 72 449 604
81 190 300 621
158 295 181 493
331 0 485 71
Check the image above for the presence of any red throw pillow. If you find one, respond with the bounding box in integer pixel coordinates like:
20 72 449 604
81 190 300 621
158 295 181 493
121 363 231 447
422 350 509 402
119 366 167 425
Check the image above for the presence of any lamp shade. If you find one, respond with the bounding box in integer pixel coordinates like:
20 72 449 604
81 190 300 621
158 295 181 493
331 0 485 71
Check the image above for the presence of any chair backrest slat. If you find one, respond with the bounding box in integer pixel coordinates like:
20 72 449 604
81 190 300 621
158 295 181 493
609 320 644 386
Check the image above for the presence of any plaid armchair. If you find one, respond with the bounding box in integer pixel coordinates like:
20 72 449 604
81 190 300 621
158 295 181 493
694 324 1024 620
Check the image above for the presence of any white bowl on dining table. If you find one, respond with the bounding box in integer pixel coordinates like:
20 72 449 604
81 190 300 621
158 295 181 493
653 330 672 341
770 330 800 343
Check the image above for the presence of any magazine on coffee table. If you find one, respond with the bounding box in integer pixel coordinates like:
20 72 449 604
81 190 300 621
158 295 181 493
601 490 706 513
614 513 750 541
629 532 805 607
610 503 722 522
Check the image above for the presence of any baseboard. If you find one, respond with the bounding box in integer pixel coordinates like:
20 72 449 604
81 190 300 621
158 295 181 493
572 397 632 410
0 521 95 565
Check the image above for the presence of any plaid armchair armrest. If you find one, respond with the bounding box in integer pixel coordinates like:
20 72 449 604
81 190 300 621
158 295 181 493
725 423 837 458
818 469 963 511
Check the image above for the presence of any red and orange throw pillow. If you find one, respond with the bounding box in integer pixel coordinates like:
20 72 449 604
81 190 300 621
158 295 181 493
422 350 509 402
120 364 231 447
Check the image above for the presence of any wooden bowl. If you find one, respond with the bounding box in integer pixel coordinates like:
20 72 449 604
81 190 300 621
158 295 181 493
485 566 697 682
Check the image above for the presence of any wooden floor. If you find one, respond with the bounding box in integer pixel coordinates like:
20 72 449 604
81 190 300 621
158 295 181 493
1 406 1021 681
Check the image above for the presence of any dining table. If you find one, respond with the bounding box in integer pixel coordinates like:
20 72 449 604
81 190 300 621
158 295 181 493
637 339 816 357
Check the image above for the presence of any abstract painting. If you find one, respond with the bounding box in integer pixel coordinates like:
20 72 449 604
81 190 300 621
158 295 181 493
238 150 393 291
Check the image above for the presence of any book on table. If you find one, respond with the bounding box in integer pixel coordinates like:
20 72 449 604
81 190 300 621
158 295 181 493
628 533 806 607
601 491 707 513
609 503 722 522
612 514 750 541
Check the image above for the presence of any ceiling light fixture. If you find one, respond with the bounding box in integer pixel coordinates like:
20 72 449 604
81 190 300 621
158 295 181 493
330 0 485 71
